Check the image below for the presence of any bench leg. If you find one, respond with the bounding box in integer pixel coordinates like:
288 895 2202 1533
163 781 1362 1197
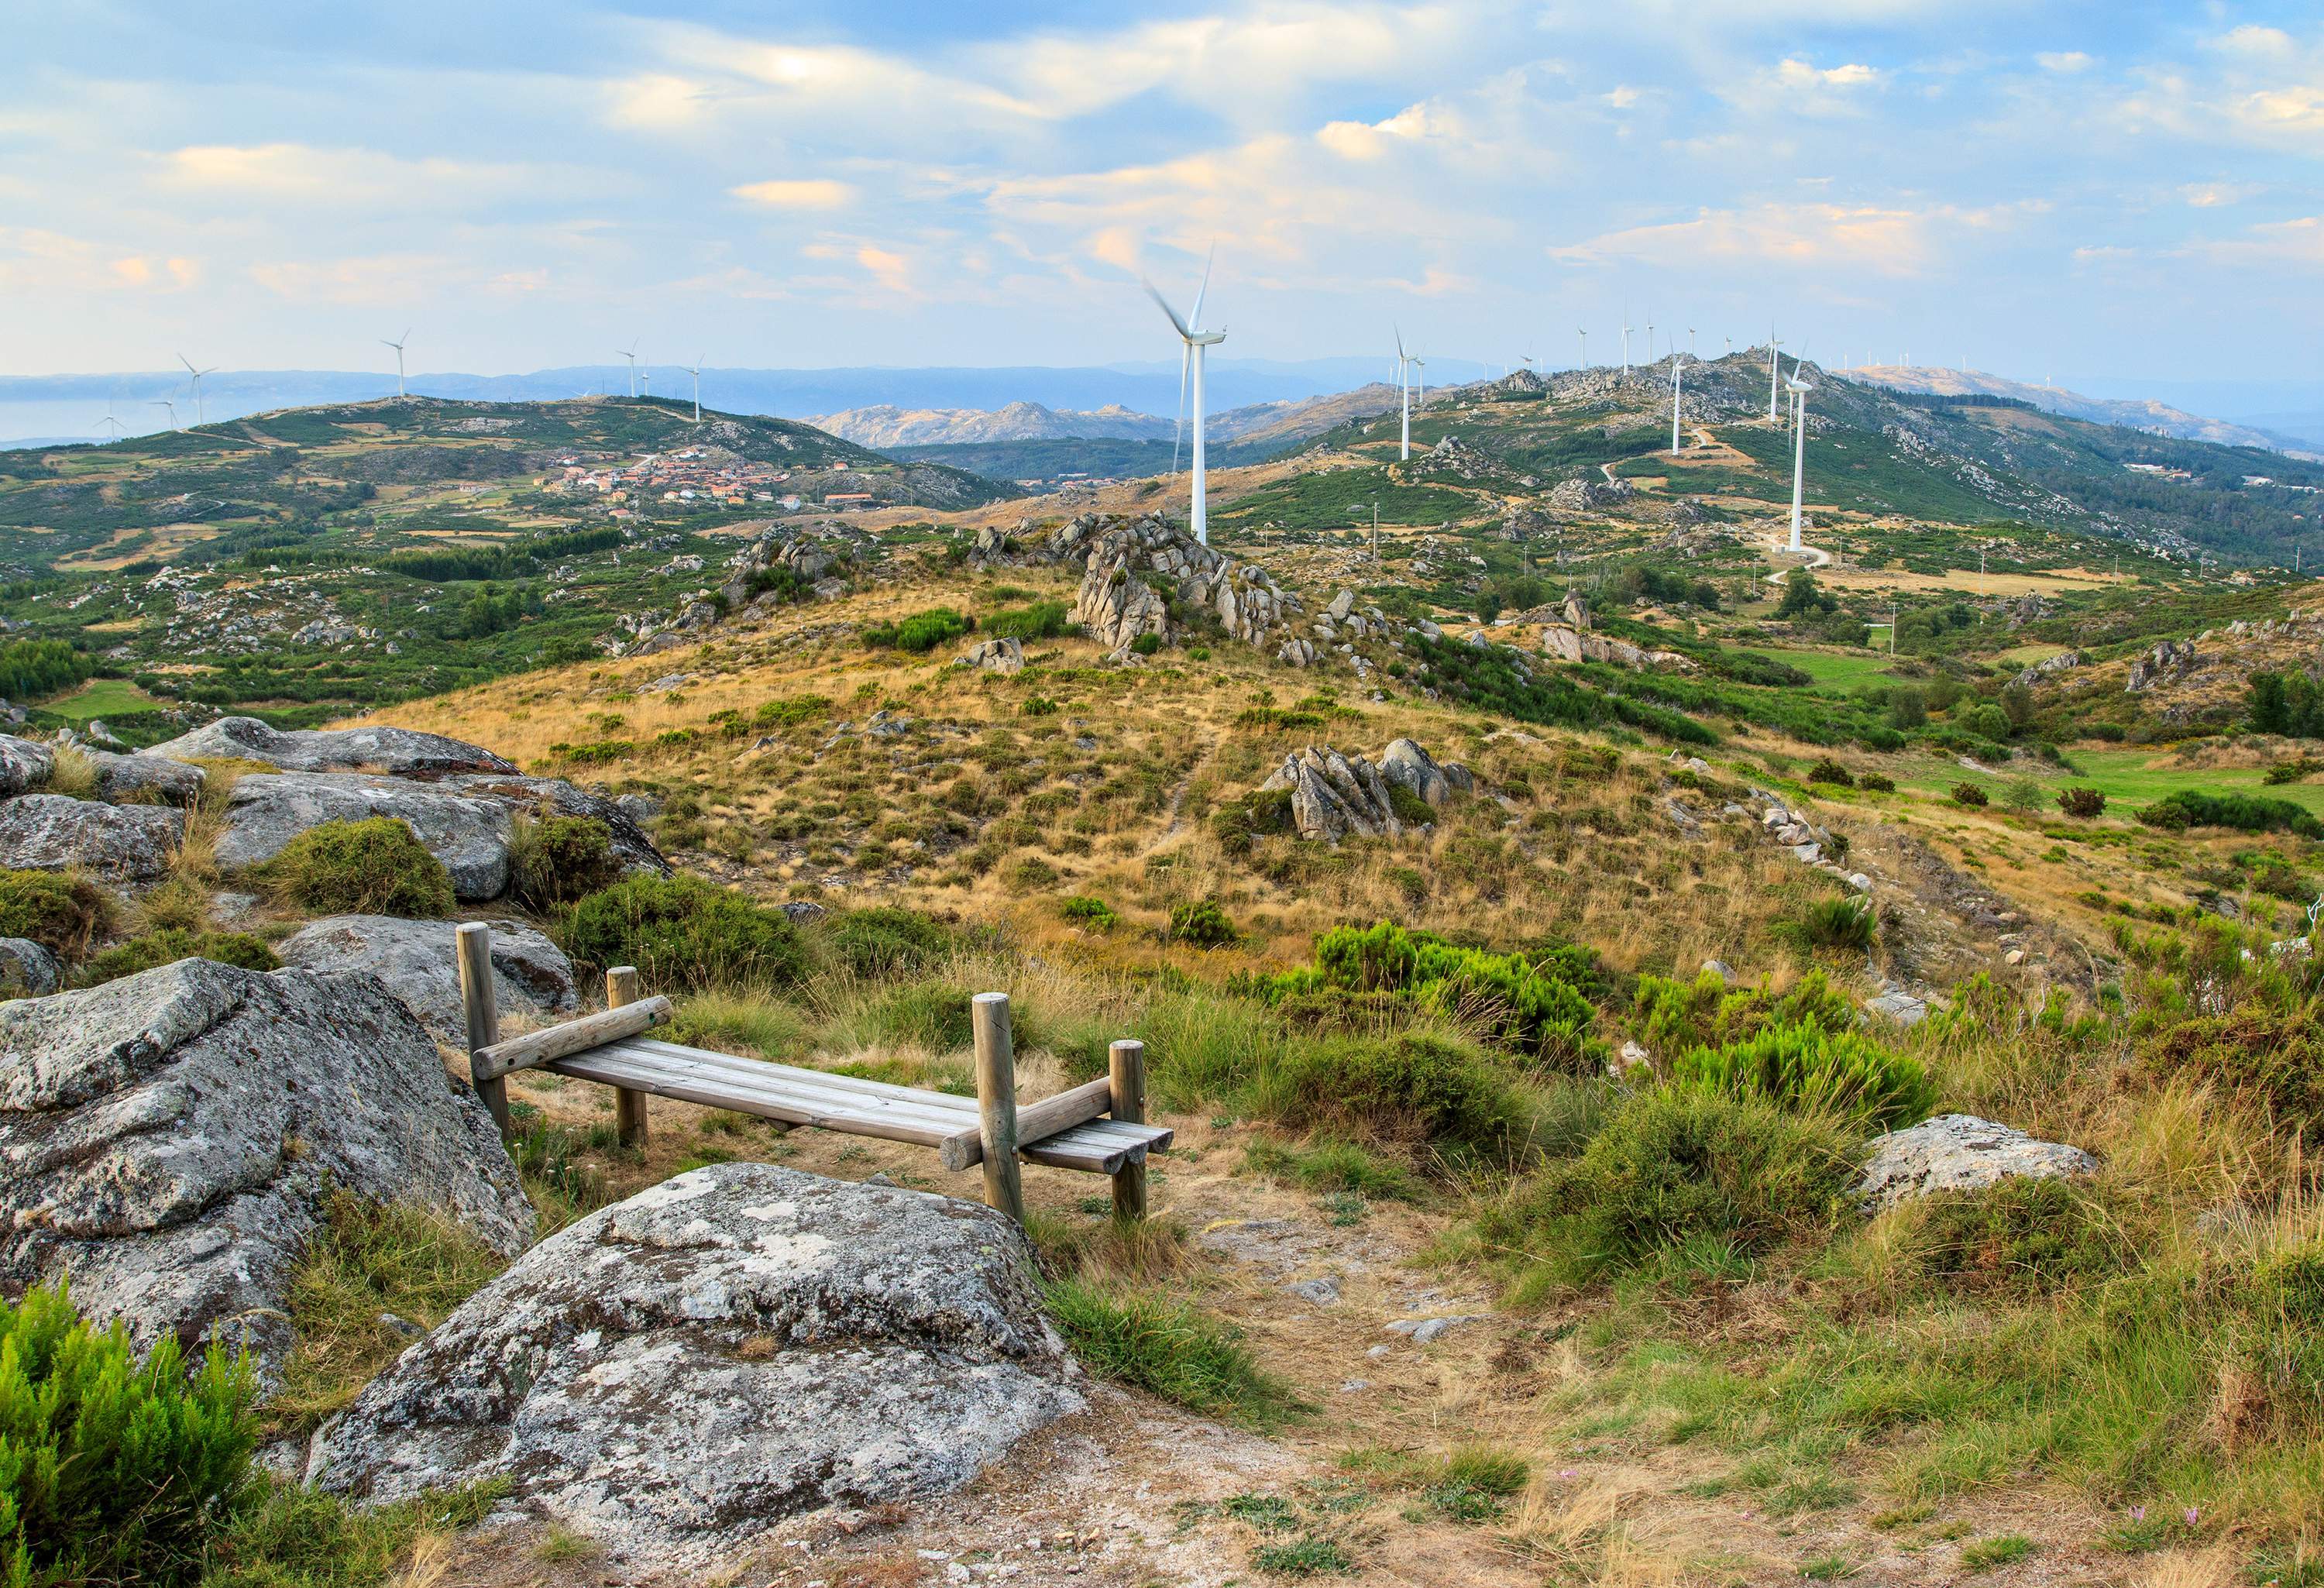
458 923 511 1141
973 992 1025 1225
1109 1039 1147 1221
607 966 648 1149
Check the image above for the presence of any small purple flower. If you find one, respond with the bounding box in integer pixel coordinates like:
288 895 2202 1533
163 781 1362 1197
1559 1469 1578 1480
2185 1506 2201 1528
2130 1506 2146 1522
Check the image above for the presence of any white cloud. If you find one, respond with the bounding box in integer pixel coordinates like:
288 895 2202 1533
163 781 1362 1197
731 178 856 209
0 228 199 294
1552 201 2003 276
2037 51 2091 74
153 143 548 210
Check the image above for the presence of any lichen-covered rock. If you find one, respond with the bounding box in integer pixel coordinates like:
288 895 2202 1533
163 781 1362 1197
87 749 205 806
0 793 185 885
306 1164 1082 1568
143 717 517 775
1066 513 1301 654
0 735 55 796
430 773 669 877
955 637 1025 674
215 773 512 898
0 960 531 1375
1258 741 1473 842
275 916 577 1043
0 937 57 995
1856 1113 2097 1210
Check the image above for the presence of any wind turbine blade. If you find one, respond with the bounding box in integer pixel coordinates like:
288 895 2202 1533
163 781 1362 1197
1171 343 1190 476
1394 324 1406 361
1142 279 1192 340
1190 242 1215 328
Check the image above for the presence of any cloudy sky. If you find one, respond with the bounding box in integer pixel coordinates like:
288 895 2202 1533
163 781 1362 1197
5 1 2321 383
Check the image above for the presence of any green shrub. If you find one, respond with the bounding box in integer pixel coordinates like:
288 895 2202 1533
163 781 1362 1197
1129 632 1164 656
1005 856 1059 891
1246 920 1601 1071
1806 757 1855 788
1949 782 1989 808
1168 898 1237 947
0 1283 258 1587
1797 894 1876 953
76 929 280 988
861 607 971 653
0 868 111 958
561 873 810 990
1858 772 1896 793
262 817 456 919
2140 999 2324 1139
2056 786 2106 819
1673 1019 1937 1129
2140 789 2324 839
1385 784 1436 825
1060 895 1119 930
822 906 950 977
982 600 1073 641
510 813 624 909
1248 1030 1531 1154
1043 1280 1302 1429
1473 1086 1861 1287
1897 1177 2127 1296
1631 968 1857 1057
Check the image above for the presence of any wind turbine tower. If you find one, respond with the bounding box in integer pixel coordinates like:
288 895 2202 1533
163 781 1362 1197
177 354 217 424
1786 370 1816 552
1765 334 1785 423
1621 321 1632 376
380 328 411 398
1670 351 1686 456
150 399 178 431
1576 328 1587 369
684 356 704 422
1146 250 1228 545
617 343 639 397
1394 328 1414 461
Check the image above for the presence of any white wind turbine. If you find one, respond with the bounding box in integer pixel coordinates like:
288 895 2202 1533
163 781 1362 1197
1688 327 1697 358
177 354 217 424
150 399 179 432
1393 327 1415 462
1576 328 1588 369
1669 348 1687 456
617 342 639 397
1787 364 1816 552
1765 330 1783 422
380 328 411 398
1621 319 1633 376
1645 312 1655 366
683 355 704 421
1147 249 1227 545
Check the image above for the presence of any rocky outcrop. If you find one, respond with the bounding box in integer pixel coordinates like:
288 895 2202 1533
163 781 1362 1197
0 960 531 1375
2013 649 2082 690
216 774 512 898
1541 624 1697 672
2126 639 2197 694
307 1164 1082 1568
1856 1113 2097 1211
1064 514 1301 655
87 748 205 806
1259 739 1473 842
717 527 865 612
0 938 57 995
0 735 54 796
1549 475 1635 511
275 916 577 1044
431 774 669 878
954 637 1025 674
143 717 517 775
0 793 184 885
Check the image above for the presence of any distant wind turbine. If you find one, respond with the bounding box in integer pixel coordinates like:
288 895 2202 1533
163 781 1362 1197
380 328 411 398
684 355 704 422
1765 331 1783 423
1645 313 1655 366
1576 328 1588 369
1787 368 1816 552
1669 349 1686 456
1146 248 1228 545
1621 316 1632 376
177 354 217 424
617 343 638 397
1393 327 1415 462
1688 327 1697 358
95 413 127 443
150 399 179 431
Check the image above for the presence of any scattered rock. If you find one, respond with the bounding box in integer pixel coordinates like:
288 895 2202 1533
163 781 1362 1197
215 774 513 899
0 736 54 796
1856 1113 2098 1211
87 749 205 806
1257 741 1471 842
955 638 1025 675
306 1164 1082 1569
0 960 531 1376
1384 1314 1487 1344
1287 1276 1342 1307
274 916 579 1044
144 717 517 775
0 793 185 885
0 938 57 995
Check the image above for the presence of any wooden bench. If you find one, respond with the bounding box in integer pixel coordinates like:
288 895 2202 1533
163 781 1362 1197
452 923 1167 1222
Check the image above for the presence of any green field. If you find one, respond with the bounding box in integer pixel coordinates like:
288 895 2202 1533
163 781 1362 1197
1748 644 1903 693
43 678 156 724
1892 745 2324 818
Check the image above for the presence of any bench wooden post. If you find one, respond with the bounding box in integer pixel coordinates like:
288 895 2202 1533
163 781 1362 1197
607 966 648 1149
971 992 1025 1225
457 923 510 1141
1108 1039 1148 1221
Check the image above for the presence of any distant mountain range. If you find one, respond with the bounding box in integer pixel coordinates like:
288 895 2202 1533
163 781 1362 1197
1853 366 2319 457
810 381 1410 457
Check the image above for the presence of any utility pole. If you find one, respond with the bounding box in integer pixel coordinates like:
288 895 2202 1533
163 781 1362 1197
1372 500 1380 569
1889 600 1897 655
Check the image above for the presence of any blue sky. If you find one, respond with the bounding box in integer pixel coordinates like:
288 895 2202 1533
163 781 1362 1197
5 2 2322 385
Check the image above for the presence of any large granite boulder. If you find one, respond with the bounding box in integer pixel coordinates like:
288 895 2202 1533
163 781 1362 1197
1257 741 1473 843
430 774 669 877
0 960 531 1375
0 938 57 995
1066 513 1300 653
0 793 185 885
1857 1113 2098 1211
0 735 55 796
215 774 513 899
277 916 578 1044
307 1164 1083 1568
143 717 517 776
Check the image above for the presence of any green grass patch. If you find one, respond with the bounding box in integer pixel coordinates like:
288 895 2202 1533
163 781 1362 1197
1043 1279 1305 1430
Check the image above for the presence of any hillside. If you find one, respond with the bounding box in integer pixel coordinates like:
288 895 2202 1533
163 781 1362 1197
807 400 1176 448
1858 363 2316 456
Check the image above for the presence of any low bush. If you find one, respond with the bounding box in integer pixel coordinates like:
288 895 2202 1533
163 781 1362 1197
1246 1029 1532 1155
1129 632 1164 657
0 867 111 957
2140 999 2324 1139
1673 1018 1937 1129
1893 1177 2129 1296
1631 968 1857 1056
1060 894 1119 930
1949 782 1989 808
822 905 950 977
1244 920 1602 1071
2056 786 2107 819
263 817 456 919
860 607 971 653
2139 789 2324 839
1806 758 1855 788
509 813 624 909
1167 898 1237 947
982 600 1074 641
1797 894 1876 954
1857 772 1896 793
561 873 811 990
1471 1086 1862 1289
76 928 279 988
0 1283 257 1586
